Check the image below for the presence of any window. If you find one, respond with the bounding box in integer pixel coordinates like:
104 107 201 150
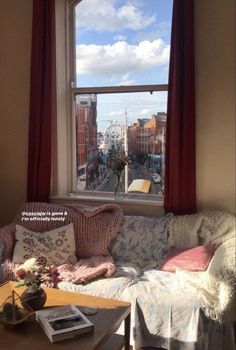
67 0 173 202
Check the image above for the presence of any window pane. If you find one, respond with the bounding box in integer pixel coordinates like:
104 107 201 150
75 0 173 87
74 92 166 197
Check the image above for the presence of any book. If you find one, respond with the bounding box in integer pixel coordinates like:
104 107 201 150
35 304 94 343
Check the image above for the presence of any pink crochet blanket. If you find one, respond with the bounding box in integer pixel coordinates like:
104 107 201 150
56 256 115 283
3 256 116 286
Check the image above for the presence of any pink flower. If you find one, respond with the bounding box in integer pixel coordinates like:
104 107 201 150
16 268 26 279
51 267 59 278
15 258 60 290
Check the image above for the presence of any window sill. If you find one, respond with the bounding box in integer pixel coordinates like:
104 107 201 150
50 193 164 217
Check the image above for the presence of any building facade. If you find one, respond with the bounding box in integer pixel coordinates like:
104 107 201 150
128 112 167 156
75 94 98 190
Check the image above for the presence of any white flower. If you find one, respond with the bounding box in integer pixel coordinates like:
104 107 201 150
24 272 36 284
22 258 40 272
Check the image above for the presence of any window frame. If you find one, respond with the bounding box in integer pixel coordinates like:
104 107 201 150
51 0 168 212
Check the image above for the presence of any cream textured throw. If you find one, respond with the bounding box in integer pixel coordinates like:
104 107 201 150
170 211 236 322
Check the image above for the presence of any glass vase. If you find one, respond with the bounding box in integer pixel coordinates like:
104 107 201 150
114 175 123 200
20 287 47 311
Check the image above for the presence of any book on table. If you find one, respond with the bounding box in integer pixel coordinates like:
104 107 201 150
35 304 94 343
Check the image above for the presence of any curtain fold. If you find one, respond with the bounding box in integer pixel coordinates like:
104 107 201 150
164 0 196 215
27 0 55 202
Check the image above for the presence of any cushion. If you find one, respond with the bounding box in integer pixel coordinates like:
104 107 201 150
110 213 174 267
13 202 123 259
12 223 77 265
160 244 216 272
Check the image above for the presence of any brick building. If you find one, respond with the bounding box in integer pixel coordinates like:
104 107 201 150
128 112 167 156
75 94 98 190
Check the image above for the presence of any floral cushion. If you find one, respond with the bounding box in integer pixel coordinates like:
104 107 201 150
110 213 174 267
12 224 77 265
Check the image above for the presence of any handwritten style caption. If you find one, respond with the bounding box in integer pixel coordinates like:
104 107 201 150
21 211 68 222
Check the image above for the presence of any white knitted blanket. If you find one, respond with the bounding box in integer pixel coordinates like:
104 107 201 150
170 211 236 322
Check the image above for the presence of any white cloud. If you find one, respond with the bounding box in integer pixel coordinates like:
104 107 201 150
114 35 127 42
118 79 137 86
122 73 131 81
75 0 155 31
117 73 137 86
135 21 172 42
76 40 170 77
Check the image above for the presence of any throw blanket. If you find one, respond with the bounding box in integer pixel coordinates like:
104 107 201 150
2 256 116 286
170 211 236 323
57 256 115 283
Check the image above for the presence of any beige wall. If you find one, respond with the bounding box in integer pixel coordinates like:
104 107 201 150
195 0 236 214
0 1 32 225
0 0 235 226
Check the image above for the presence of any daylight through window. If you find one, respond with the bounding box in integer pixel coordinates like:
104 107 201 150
72 0 173 200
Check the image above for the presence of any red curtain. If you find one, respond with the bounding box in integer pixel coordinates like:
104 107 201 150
27 0 55 202
164 0 196 215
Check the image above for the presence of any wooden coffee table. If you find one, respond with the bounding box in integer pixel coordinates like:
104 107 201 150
0 281 131 350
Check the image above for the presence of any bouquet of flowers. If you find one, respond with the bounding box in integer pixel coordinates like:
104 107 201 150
15 258 59 291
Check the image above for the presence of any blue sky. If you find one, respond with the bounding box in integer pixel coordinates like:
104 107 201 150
75 0 173 131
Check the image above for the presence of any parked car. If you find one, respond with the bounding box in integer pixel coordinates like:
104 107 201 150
152 173 161 184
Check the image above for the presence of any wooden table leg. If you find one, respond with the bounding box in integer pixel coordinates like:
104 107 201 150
124 313 131 350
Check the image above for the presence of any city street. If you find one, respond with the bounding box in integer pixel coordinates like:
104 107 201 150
98 163 163 195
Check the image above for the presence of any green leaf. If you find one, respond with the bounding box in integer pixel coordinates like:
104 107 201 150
15 281 26 288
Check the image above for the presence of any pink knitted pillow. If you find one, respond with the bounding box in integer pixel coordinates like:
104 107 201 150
73 205 123 258
160 244 216 272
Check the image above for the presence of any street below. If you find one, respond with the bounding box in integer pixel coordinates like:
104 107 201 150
97 163 163 195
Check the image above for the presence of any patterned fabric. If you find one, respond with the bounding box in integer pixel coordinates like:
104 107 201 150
58 265 235 350
121 269 202 344
0 224 16 259
13 202 123 258
110 213 174 267
12 223 77 265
